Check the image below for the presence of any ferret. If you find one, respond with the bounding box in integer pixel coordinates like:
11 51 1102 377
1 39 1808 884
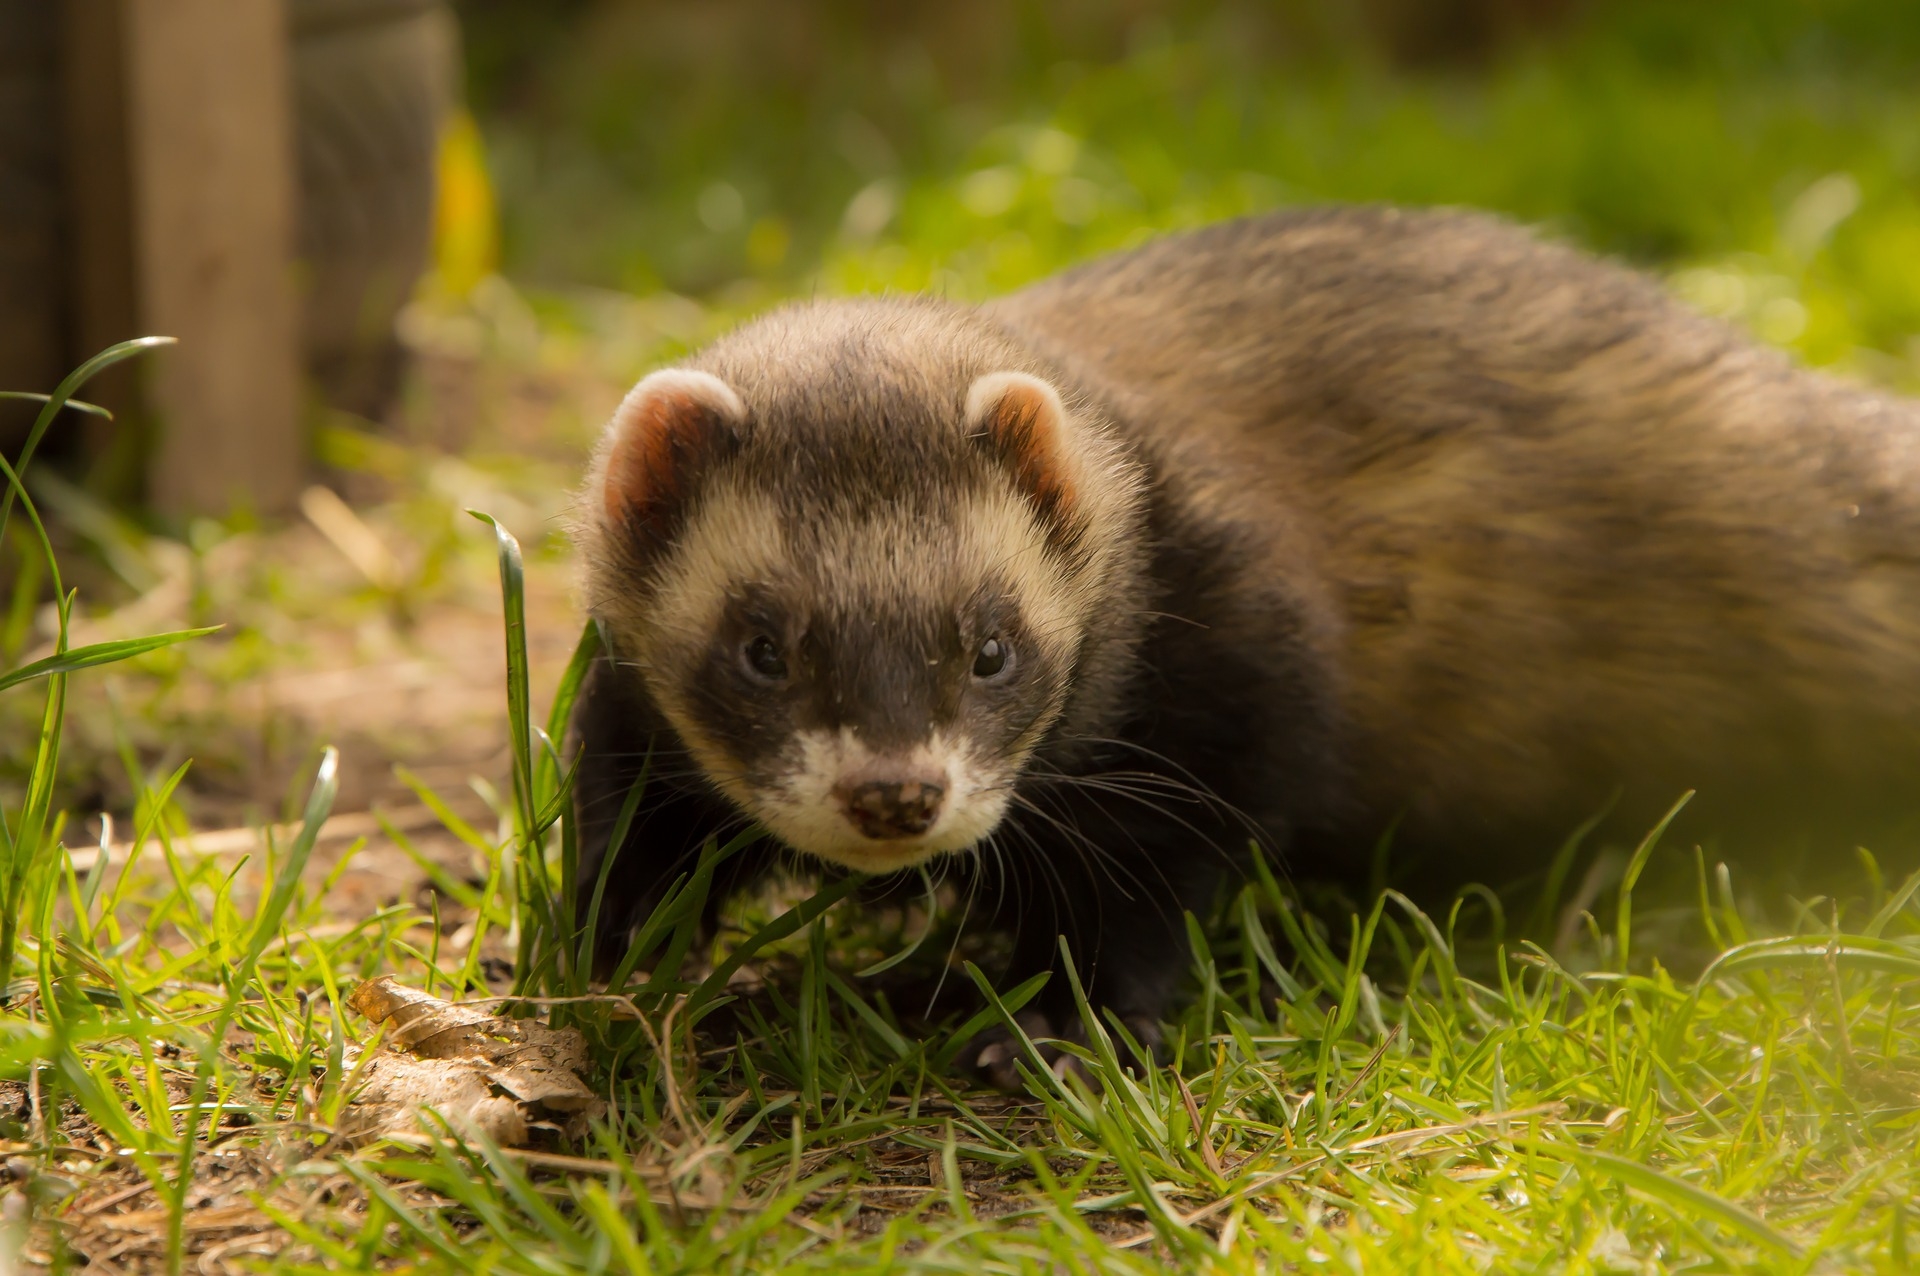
570 205 1920 1081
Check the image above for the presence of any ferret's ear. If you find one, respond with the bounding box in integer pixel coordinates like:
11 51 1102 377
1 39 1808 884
601 369 746 543
966 371 1077 531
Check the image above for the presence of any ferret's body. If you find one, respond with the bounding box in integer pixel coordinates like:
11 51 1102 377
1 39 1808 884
998 208 1920 865
572 207 1920 1068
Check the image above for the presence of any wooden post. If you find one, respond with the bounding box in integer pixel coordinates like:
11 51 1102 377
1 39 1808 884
64 0 304 519
0 5 66 425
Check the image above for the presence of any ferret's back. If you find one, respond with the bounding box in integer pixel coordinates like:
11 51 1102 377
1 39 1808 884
994 206 1920 853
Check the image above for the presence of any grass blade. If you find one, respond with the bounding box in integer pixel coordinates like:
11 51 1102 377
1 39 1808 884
577 761 649 987
1554 1143 1801 1257
1616 792 1692 971
0 336 175 561
0 626 220 691
1696 935 1920 984
689 870 864 1019
468 510 535 842
544 620 603 759
0 392 110 419
241 747 341 978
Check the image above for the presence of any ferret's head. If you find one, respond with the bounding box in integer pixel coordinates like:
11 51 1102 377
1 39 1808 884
576 300 1147 873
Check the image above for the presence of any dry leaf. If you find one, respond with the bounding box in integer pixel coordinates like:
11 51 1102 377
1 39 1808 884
341 976 607 1146
97 1206 267 1233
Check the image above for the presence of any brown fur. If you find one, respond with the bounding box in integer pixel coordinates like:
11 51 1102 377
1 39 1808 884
991 204 1920 866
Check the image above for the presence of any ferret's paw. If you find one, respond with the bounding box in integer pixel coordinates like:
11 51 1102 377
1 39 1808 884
964 1011 1163 1091
966 1010 1058 1091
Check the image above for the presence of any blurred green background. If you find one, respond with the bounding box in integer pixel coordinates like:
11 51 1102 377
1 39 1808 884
10 0 1920 831
450 0 1920 390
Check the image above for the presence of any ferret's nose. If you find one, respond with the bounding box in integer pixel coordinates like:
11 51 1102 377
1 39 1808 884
834 774 947 839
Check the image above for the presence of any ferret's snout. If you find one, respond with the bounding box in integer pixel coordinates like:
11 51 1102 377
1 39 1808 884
834 771 947 840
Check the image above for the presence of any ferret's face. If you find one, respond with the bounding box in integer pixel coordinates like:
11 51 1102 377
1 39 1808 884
639 497 1069 873
582 333 1135 874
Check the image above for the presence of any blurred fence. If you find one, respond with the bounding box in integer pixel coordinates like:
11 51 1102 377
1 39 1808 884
0 0 453 518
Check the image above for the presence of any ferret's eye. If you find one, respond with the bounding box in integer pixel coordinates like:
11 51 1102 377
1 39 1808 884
972 636 1009 679
744 635 788 681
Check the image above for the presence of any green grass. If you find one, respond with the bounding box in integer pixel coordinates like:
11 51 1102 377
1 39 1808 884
2 352 1918 1272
